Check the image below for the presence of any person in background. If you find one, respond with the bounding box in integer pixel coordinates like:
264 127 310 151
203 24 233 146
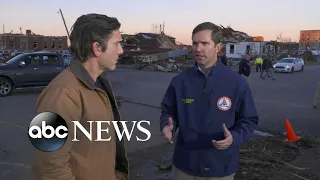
261 58 275 80
63 55 70 68
160 22 259 180
260 57 268 79
238 55 251 81
255 56 263 72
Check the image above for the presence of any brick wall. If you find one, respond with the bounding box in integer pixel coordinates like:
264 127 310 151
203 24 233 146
0 34 68 51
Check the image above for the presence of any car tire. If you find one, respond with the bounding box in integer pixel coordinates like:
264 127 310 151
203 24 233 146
291 67 294 73
0 77 13 97
301 65 304 71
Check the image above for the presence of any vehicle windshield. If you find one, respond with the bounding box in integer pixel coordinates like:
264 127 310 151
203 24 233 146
279 58 294 63
4 54 26 64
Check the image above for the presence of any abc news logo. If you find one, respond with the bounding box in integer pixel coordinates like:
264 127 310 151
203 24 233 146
28 112 151 152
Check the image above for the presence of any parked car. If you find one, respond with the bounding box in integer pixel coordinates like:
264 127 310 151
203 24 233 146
273 57 304 73
0 52 66 97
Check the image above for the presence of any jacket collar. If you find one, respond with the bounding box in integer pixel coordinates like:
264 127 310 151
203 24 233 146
69 58 109 90
193 57 221 76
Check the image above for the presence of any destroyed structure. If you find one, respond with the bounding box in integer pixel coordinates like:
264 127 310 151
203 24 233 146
118 25 285 72
219 25 281 60
119 27 192 72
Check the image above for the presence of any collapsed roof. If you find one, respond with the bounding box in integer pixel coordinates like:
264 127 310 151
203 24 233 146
122 32 179 50
219 25 252 42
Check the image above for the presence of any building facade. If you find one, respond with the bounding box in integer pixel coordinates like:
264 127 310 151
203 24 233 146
224 41 280 59
0 30 68 52
299 30 320 50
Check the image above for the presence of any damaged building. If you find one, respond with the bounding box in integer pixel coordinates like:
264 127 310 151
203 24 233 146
220 25 253 42
0 29 68 52
118 31 189 71
118 25 282 72
225 41 280 59
220 25 280 59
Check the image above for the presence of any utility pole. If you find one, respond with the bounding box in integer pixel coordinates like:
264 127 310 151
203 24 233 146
58 9 70 39
162 21 165 34
1 25 3 49
3 24 6 49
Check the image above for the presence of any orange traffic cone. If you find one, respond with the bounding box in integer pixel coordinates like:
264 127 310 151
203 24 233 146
284 119 301 142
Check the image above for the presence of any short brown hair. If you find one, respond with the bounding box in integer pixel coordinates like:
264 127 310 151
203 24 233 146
192 22 222 46
69 13 121 62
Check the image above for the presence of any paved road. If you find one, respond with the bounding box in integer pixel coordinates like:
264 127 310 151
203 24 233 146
0 65 319 180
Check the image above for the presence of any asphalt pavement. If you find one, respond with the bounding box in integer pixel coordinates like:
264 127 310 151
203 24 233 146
0 65 320 180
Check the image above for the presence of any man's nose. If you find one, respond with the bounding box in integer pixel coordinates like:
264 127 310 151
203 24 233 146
118 46 124 55
194 44 203 52
198 43 206 51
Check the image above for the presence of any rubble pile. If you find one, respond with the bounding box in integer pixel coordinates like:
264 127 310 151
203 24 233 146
237 134 320 180
140 58 193 72
129 132 320 180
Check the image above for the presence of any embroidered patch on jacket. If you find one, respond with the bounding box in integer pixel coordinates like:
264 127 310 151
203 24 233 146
217 96 232 111
182 98 194 104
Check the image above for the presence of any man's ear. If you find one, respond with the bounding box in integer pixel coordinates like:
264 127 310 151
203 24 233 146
92 42 101 57
216 43 223 54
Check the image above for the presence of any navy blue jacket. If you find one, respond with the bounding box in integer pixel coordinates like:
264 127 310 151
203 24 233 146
160 60 259 177
238 59 251 77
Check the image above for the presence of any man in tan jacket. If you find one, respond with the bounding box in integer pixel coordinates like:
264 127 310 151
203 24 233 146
33 14 128 180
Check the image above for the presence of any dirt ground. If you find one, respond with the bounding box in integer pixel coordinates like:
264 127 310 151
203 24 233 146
128 134 320 180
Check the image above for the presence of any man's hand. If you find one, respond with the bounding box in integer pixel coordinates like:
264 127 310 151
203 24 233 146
212 124 233 150
162 117 174 144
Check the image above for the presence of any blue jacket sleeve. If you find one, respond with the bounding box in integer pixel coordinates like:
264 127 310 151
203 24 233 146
160 80 178 132
230 83 259 147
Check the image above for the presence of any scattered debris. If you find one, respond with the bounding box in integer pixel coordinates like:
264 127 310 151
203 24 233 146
237 134 320 180
129 131 320 180
139 57 193 72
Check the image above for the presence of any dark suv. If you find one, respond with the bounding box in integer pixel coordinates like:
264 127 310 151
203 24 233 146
0 52 65 97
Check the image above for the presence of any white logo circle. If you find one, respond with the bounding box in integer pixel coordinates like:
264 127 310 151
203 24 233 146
217 96 232 111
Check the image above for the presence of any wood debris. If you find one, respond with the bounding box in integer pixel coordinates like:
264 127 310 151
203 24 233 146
237 134 320 180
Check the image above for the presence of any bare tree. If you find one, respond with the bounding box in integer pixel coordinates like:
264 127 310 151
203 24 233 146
276 32 294 55
300 36 311 50
151 24 160 34
284 37 292 43
276 33 284 55
276 33 291 43
276 32 283 42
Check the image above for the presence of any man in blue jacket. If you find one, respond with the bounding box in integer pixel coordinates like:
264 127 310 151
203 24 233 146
238 55 251 81
160 22 259 180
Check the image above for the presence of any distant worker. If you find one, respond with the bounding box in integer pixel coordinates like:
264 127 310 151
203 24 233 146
255 56 263 72
238 55 251 81
160 22 259 180
261 58 275 80
313 80 320 109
